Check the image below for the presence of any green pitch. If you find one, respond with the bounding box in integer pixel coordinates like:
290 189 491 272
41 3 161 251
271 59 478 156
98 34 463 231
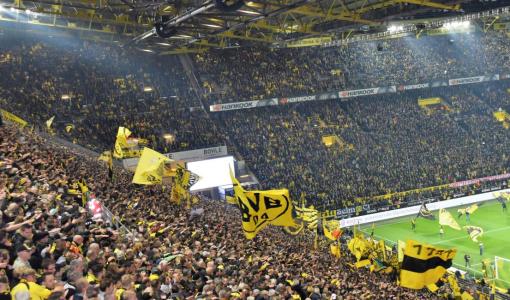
360 200 510 289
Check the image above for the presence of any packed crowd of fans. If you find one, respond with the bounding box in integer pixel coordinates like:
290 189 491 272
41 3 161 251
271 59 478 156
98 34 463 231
193 31 510 104
2 24 510 300
0 123 450 300
214 82 510 209
0 32 225 153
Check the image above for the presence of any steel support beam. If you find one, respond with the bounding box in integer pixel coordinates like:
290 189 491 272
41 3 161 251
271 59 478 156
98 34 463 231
290 6 378 25
354 0 460 14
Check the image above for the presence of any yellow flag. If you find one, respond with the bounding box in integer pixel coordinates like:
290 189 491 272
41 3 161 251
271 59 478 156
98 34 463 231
464 226 484 243
295 205 318 223
98 151 112 163
46 116 55 129
323 219 342 241
226 195 237 205
439 208 461 230
170 165 198 206
426 283 439 292
132 147 171 185
230 170 295 239
348 236 369 261
378 239 387 262
283 221 304 236
65 124 75 133
457 203 480 216
399 240 457 290
397 240 406 262
354 259 371 268
330 244 340 258
1 109 27 127
113 126 132 159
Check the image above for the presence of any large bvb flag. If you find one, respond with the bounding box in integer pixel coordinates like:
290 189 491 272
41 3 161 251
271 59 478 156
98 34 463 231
230 170 295 239
400 240 457 289
416 202 435 220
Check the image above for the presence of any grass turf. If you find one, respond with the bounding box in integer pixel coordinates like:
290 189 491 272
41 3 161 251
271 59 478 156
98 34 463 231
359 200 510 289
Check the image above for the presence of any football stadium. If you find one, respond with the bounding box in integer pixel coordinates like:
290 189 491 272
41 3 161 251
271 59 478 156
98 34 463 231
3 0 510 298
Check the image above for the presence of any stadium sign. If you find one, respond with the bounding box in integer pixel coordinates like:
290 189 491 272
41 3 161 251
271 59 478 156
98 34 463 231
209 73 507 112
448 75 499 86
210 101 257 112
338 86 396 98
209 99 278 112
430 80 449 87
122 146 229 171
333 204 371 218
279 95 316 104
166 146 229 162
317 91 339 101
397 83 429 91
449 173 510 188
338 88 379 98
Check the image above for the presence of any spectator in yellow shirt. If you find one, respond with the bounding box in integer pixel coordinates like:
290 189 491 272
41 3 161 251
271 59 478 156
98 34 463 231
10 267 54 300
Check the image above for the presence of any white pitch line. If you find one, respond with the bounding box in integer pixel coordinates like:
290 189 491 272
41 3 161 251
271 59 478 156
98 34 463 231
432 225 510 245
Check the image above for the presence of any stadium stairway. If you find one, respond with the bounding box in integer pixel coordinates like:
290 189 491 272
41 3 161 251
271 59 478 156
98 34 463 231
179 54 207 110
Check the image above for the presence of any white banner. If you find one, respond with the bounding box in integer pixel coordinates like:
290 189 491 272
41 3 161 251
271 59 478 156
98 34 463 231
165 146 228 161
122 146 228 171
209 99 278 112
397 83 429 91
339 87 379 98
339 188 509 227
279 95 317 104
448 75 499 86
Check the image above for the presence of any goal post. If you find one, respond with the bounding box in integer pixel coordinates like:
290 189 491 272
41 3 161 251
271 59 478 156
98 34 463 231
495 256 510 284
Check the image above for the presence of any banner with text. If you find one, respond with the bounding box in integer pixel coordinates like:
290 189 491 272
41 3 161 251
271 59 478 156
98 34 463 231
123 146 228 171
338 86 396 98
209 73 509 112
448 75 499 86
210 99 278 112
449 173 510 188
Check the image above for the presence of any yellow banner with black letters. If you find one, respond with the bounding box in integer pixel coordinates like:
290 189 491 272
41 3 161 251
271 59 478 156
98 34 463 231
400 240 457 289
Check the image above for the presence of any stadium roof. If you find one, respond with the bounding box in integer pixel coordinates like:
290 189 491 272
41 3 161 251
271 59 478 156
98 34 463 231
1 0 510 53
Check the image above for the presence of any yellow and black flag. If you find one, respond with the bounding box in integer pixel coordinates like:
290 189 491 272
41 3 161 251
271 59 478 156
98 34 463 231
416 203 435 220
400 240 457 289
463 226 484 243
230 170 295 239
283 220 304 236
170 165 199 205
65 124 75 133
132 147 171 185
113 126 132 159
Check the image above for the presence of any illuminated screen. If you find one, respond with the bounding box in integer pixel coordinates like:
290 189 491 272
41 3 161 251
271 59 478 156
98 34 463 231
187 156 235 191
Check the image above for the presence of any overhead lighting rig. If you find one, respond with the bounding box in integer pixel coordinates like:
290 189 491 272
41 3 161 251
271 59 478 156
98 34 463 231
323 6 510 47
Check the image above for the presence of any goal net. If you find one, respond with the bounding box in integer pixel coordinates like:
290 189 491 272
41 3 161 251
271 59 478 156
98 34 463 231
495 256 510 285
